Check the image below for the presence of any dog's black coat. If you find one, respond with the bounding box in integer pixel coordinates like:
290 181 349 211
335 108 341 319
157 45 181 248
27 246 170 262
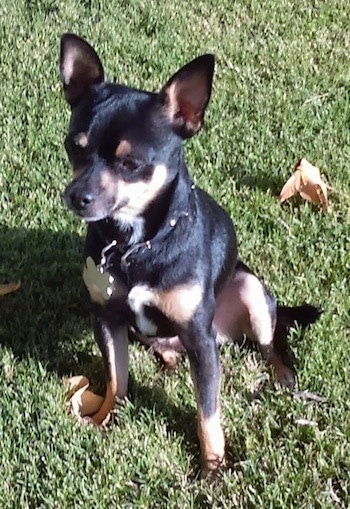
60 33 321 477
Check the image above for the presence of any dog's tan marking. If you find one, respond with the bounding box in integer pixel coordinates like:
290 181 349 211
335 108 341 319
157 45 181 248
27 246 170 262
154 283 203 324
92 326 129 425
112 163 168 218
128 282 202 332
115 139 132 158
100 170 116 190
73 167 85 179
100 164 168 217
197 409 225 477
189 360 225 477
69 133 88 179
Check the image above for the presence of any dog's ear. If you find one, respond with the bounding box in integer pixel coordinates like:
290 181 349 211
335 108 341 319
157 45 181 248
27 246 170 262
160 54 215 138
60 33 105 107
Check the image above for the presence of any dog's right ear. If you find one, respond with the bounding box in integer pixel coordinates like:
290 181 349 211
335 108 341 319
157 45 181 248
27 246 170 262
60 33 104 107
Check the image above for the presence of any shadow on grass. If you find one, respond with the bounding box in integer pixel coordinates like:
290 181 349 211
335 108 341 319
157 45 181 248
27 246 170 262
231 164 282 194
0 224 201 469
0 224 293 477
127 379 252 481
0 224 92 375
129 379 198 447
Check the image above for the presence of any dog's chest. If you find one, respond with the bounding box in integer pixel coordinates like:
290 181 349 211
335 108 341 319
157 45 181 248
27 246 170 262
128 282 202 335
127 285 159 335
83 260 202 335
83 261 159 334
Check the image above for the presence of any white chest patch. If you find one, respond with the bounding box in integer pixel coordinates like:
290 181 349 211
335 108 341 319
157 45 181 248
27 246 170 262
127 285 158 336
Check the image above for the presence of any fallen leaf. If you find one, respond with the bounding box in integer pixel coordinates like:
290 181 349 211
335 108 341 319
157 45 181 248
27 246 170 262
70 385 104 417
63 375 90 399
279 158 329 211
0 282 21 296
64 375 104 420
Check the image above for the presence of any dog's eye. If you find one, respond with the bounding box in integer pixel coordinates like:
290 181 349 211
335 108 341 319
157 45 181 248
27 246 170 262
122 158 138 171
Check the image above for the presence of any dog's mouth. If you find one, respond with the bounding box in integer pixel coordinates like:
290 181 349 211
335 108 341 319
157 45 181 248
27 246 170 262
65 201 111 223
63 186 130 223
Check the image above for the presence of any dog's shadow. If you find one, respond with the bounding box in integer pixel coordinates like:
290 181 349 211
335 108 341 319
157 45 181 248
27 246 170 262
1 224 274 476
0 225 91 374
0 226 199 458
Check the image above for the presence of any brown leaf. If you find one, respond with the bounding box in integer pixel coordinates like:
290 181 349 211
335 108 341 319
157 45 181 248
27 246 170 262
279 158 329 211
0 282 21 296
279 173 300 203
64 375 104 420
63 375 90 399
70 385 104 417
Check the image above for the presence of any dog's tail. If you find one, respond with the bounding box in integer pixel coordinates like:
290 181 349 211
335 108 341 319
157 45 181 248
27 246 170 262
276 303 322 329
273 303 322 362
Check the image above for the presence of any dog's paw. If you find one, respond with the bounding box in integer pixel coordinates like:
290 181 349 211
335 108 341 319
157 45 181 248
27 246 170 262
200 457 226 482
266 354 296 389
153 347 183 371
275 364 296 389
200 456 226 482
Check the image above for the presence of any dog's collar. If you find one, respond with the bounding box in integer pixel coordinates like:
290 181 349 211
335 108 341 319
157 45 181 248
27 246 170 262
84 182 194 299
85 187 193 298
101 207 190 271
99 179 194 267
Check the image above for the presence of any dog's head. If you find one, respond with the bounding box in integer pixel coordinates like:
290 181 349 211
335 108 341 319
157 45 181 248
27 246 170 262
60 33 214 227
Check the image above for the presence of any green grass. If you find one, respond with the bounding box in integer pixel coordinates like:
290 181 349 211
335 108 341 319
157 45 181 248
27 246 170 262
0 0 349 507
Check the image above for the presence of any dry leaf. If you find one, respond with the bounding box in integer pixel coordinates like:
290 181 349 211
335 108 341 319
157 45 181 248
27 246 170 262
64 375 104 420
70 385 104 417
279 158 329 211
63 375 90 399
0 282 21 296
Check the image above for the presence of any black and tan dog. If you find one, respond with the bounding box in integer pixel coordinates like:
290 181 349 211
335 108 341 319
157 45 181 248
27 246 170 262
60 34 321 477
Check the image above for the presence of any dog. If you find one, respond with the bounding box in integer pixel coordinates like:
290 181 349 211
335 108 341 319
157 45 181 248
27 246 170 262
60 33 321 478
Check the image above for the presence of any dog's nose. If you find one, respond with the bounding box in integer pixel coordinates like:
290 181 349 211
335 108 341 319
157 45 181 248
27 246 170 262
69 190 96 211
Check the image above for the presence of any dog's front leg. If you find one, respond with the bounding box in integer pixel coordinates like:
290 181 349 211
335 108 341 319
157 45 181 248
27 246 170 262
183 323 225 478
91 313 129 425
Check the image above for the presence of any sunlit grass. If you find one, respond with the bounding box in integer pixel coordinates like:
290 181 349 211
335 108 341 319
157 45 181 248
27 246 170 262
0 1 349 507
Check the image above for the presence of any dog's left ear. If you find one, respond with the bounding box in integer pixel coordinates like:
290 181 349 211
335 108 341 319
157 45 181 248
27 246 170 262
160 54 215 138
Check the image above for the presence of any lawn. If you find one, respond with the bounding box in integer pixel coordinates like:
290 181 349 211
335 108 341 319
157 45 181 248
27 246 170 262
0 0 349 507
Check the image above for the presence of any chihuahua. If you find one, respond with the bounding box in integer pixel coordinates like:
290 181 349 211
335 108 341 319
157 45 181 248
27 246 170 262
60 33 321 477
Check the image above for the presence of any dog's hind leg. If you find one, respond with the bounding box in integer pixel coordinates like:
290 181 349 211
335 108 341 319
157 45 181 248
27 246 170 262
214 261 296 388
130 329 185 371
